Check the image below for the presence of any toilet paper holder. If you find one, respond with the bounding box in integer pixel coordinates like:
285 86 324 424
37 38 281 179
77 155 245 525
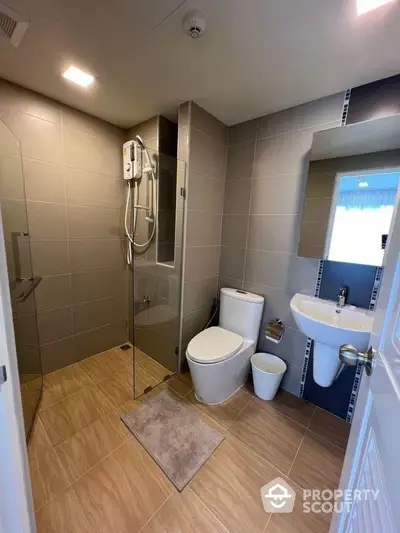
265 319 285 344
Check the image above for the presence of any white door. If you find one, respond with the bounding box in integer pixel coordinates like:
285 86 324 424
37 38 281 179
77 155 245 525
0 216 36 533
330 200 400 532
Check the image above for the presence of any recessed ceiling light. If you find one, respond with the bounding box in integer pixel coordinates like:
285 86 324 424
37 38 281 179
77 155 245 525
357 0 394 15
358 181 369 187
62 66 94 88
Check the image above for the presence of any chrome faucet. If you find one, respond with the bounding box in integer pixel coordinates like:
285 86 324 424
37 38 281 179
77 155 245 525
337 286 348 308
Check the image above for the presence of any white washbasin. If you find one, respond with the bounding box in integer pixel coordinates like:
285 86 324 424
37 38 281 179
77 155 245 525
290 293 374 387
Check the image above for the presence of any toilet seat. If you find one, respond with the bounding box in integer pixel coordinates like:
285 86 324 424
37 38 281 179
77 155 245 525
187 326 244 364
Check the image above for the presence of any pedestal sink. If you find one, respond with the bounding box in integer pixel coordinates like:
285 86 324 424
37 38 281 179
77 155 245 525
290 293 374 387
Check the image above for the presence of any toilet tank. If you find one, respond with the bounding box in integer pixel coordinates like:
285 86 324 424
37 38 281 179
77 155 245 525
219 288 264 343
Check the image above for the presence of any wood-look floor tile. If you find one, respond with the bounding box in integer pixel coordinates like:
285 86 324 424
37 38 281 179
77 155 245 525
97 367 134 407
56 410 131 482
73 439 173 533
135 364 161 396
28 420 70 510
133 346 150 364
166 373 193 397
190 436 281 533
138 356 171 382
229 400 306 473
252 389 315 428
35 488 92 533
141 488 228 533
187 388 251 428
266 481 331 533
309 408 350 450
79 348 130 383
41 364 94 409
39 386 113 446
289 430 345 491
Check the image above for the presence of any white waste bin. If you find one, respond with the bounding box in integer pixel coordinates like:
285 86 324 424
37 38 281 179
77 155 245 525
251 352 287 401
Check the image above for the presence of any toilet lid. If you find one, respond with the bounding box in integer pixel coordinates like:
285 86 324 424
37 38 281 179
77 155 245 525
187 326 244 364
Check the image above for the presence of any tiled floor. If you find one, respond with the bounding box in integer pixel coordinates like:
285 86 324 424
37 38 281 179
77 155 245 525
29 347 350 533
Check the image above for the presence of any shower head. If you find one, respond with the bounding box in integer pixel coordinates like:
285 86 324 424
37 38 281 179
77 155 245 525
135 135 145 149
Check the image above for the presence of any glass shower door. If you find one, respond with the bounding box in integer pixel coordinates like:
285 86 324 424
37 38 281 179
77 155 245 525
0 117 42 439
131 148 186 398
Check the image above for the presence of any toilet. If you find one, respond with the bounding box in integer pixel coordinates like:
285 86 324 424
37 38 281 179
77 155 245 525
186 288 264 405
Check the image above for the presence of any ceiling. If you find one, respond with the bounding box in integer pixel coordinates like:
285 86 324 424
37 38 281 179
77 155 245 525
1 0 400 128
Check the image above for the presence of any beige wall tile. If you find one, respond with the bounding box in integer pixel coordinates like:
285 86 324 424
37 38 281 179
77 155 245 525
27 201 67 240
38 307 73 345
30 240 70 276
73 296 128 334
65 167 124 209
126 116 159 143
61 104 122 143
191 102 228 143
69 239 126 272
40 336 75 374
67 205 123 239
23 159 65 203
35 274 71 312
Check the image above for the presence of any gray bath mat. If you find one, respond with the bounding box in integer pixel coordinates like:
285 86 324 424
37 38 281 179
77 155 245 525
121 388 225 490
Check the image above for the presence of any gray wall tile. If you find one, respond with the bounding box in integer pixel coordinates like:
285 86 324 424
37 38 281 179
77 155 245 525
191 102 228 144
257 92 345 139
186 171 225 213
72 296 127 334
190 128 226 178
219 246 245 280
254 130 313 178
74 321 127 361
67 205 123 239
38 307 73 344
258 326 307 367
250 174 304 215
65 168 124 209
186 211 222 246
221 215 248 248
69 239 126 272
247 214 300 253
229 119 258 145
30 240 70 276
27 201 67 239
223 180 252 215
35 274 72 312
281 364 302 396
226 142 255 181
183 277 218 316
71 270 126 304
40 336 75 374
184 246 220 283
24 159 65 203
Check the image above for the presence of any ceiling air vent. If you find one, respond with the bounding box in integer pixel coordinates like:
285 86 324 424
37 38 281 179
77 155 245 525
0 2 29 47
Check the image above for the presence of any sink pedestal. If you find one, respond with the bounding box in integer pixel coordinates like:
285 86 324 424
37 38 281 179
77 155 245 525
313 342 342 387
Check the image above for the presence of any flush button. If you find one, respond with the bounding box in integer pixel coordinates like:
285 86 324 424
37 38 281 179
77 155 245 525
235 290 247 294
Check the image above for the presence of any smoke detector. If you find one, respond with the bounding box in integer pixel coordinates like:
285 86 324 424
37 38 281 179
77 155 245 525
0 2 29 47
183 11 206 39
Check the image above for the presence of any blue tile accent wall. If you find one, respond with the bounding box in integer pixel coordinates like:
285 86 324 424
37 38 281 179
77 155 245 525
318 261 377 309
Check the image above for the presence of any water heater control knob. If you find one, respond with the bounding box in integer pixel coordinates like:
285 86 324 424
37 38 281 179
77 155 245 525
125 163 131 172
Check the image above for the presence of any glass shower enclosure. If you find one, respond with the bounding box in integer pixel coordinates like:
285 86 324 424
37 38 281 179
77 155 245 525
129 145 186 398
0 117 42 439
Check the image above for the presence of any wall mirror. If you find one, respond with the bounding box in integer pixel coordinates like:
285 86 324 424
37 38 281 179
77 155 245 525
298 114 400 266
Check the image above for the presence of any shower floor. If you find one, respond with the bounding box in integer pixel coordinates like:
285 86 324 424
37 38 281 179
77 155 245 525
28 348 349 533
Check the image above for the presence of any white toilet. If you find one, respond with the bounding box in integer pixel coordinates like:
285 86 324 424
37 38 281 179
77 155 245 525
186 288 264 405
